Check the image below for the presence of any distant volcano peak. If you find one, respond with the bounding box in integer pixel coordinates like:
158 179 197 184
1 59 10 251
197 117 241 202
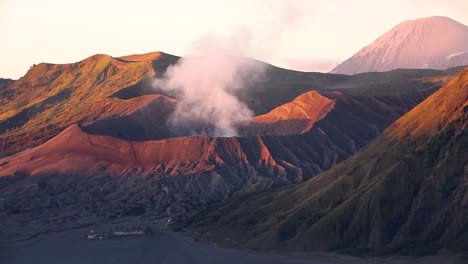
331 16 468 74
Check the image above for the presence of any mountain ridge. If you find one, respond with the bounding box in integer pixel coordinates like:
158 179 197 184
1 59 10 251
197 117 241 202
0 50 466 245
1 52 460 157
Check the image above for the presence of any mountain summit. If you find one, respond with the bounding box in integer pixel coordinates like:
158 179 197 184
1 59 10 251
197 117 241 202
332 16 468 74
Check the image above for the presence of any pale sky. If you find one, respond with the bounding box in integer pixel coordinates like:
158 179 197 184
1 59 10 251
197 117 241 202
1 0 467 79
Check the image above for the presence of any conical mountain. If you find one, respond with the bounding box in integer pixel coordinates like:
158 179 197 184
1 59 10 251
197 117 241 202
332 16 468 74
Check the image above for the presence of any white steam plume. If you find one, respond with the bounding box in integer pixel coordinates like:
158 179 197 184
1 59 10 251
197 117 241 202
153 1 305 137
153 32 265 137
446 51 467 59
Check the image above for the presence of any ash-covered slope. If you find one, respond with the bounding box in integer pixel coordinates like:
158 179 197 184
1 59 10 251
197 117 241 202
0 86 437 240
332 16 468 74
0 88 434 178
186 68 468 255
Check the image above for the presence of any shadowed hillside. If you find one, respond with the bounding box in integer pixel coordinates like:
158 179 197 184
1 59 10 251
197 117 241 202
0 78 14 90
183 67 468 255
0 82 442 241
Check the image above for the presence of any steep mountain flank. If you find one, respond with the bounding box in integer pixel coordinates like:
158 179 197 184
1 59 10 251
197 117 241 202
185 68 468 255
0 53 177 157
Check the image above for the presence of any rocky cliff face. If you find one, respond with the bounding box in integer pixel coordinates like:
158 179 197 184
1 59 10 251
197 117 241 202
332 16 468 74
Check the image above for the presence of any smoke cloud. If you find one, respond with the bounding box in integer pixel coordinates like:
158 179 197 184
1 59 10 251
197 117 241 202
153 1 305 137
446 51 467 59
153 31 265 137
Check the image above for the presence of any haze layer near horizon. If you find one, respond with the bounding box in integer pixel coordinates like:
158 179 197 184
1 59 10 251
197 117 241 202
1 0 467 78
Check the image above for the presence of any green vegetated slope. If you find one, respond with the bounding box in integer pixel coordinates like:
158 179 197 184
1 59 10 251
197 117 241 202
0 52 178 157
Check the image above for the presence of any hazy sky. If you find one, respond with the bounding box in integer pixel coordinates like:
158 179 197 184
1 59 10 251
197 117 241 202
1 0 467 79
